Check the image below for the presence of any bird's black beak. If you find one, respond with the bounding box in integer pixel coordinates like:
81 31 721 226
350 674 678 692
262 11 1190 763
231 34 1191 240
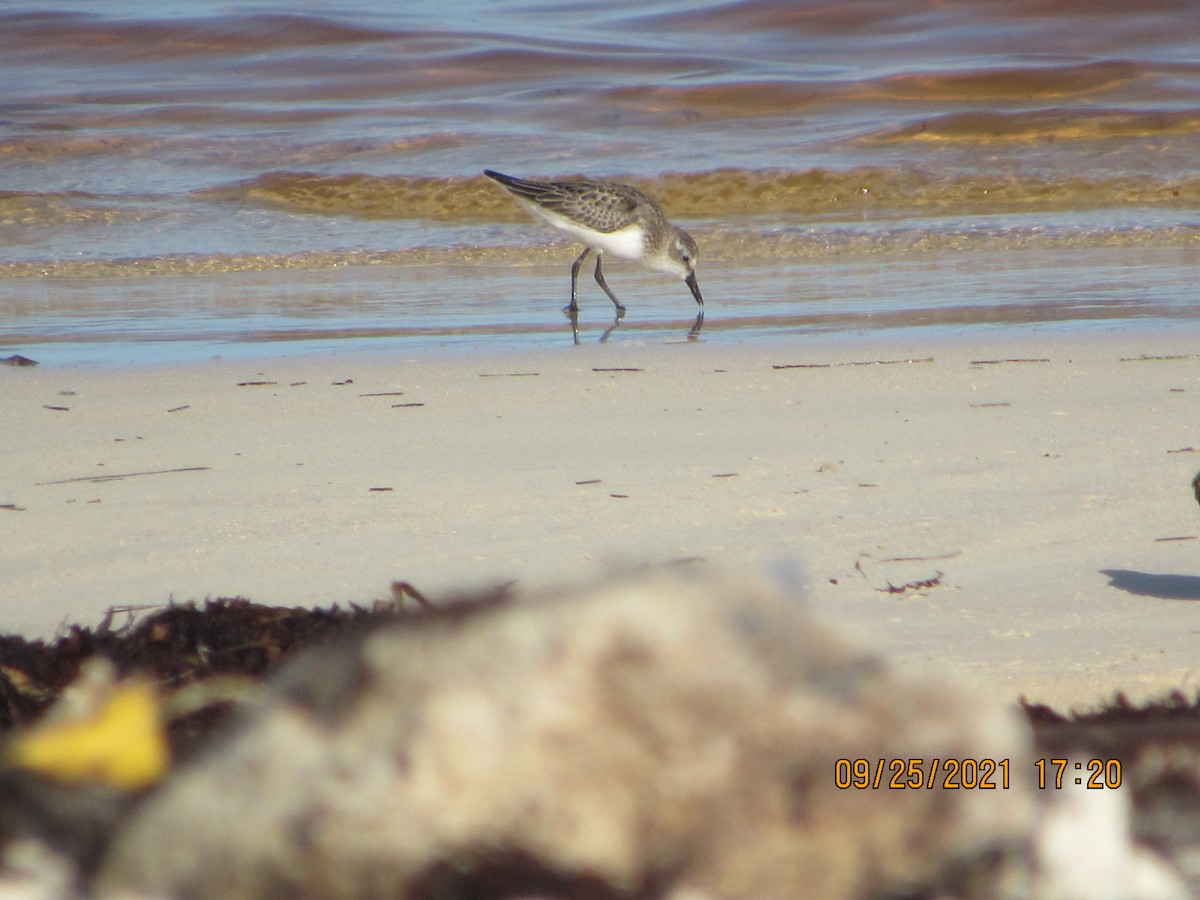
685 271 704 306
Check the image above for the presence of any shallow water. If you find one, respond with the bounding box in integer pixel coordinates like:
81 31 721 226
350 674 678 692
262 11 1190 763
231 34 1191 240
3 0 1200 364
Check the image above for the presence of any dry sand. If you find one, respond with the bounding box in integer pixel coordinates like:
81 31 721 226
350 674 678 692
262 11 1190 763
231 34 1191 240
4 328 1200 709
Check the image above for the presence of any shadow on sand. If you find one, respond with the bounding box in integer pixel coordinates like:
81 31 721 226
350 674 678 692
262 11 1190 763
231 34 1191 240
1101 568 1200 601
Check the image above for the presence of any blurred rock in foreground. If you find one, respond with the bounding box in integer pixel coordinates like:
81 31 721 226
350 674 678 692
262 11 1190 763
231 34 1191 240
70 570 1180 898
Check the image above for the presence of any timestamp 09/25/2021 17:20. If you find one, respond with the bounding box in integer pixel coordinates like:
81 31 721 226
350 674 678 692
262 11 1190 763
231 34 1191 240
833 757 1123 791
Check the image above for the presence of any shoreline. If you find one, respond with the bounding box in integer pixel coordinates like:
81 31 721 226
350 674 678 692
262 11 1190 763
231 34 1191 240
5 327 1200 710
7 239 1200 371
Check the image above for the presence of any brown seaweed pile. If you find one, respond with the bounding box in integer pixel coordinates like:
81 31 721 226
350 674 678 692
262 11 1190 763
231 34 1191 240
0 599 391 747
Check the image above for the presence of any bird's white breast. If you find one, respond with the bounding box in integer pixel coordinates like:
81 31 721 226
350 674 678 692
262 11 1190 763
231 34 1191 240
587 223 647 261
519 201 646 261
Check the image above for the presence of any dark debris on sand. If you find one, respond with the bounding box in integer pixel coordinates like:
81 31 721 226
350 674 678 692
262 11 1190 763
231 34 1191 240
2 593 1200 765
1023 691 1200 876
0 597 417 878
0 599 385 738
0 586 515 882
0 583 511 752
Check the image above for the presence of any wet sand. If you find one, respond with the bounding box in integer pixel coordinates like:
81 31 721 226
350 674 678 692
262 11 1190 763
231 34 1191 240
4 329 1200 710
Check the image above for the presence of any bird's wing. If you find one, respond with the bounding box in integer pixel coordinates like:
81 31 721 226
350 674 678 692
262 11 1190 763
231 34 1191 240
487 172 643 233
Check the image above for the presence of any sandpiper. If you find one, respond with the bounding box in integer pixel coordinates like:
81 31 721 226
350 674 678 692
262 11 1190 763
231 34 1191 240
484 170 704 314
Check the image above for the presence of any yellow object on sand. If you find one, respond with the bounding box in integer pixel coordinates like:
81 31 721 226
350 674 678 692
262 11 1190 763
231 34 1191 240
6 681 169 790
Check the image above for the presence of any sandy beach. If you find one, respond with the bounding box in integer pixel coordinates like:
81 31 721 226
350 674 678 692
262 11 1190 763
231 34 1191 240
4 328 1200 710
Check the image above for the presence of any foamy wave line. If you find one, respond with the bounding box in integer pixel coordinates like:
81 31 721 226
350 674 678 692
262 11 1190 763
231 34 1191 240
199 168 1200 223
3 223 1199 280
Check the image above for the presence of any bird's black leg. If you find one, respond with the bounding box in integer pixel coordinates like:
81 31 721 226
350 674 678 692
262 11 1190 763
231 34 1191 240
593 254 626 313
567 247 591 313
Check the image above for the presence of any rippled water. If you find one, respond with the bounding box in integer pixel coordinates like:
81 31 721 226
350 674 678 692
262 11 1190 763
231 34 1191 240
3 0 1200 363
